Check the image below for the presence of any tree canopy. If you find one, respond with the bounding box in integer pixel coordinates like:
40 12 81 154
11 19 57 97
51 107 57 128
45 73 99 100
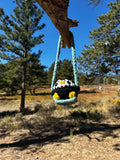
78 0 120 76
0 0 45 111
47 59 74 85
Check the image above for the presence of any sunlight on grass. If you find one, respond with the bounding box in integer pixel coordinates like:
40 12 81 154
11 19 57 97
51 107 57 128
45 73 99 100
0 85 119 134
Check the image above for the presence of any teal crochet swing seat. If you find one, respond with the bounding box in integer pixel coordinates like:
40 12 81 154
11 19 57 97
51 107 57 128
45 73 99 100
51 32 80 105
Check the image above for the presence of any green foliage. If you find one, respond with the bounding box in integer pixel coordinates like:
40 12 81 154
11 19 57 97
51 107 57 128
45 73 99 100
78 0 120 76
0 55 47 95
78 73 87 85
0 0 45 61
117 91 120 97
58 59 74 80
78 73 95 85
47 60 62 85
26 52 47 94
0 0 45 110
106 76 118 85
47 59 74 85
0 62 21 95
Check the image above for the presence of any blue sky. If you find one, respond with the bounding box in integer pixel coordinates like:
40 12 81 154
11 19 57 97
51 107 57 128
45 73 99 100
0 0 115 69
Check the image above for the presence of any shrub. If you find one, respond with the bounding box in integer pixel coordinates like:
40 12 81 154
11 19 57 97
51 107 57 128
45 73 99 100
110 99 120 106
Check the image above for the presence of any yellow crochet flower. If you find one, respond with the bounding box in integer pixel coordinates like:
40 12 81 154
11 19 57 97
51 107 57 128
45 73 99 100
69 91 76 99
53 92 60 100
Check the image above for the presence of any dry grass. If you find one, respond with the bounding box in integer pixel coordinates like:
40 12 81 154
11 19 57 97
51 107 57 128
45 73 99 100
0 85 120 160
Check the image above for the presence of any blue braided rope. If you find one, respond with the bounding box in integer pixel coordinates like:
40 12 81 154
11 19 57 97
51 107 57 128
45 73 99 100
51 35 61 91
51 32 78 104
71 32 78 86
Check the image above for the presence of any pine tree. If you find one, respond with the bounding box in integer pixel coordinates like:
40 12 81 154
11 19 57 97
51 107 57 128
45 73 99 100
47 59 74 84
88 0 120 5
0 0 45 112
58 59 74 81
0 61 21 95
78 0 120 76
47 60 62 85
0 63 7 91
27 51 47 94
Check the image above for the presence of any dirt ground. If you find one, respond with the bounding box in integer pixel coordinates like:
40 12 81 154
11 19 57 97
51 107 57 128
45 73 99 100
0 120 120 160
0 85 120 160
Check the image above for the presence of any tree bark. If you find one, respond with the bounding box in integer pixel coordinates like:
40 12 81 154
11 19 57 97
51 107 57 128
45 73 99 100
33 88 36 95
35 0 79 48
20 62 26 112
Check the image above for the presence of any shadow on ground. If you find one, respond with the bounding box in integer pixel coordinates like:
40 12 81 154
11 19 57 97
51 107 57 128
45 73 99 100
80 90 97 94
34 92 51 96
0 106 120 151
0 110 20 119
0 109 39 119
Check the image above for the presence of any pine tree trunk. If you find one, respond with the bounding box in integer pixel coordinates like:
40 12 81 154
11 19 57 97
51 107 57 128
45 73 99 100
20 62 26 112
33 88 36 95
29 89 32 95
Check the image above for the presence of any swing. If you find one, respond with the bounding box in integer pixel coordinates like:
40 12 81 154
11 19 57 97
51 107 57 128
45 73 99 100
51 32 80 105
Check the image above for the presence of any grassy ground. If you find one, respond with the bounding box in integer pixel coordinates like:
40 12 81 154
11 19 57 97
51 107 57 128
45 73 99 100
0 85 120 160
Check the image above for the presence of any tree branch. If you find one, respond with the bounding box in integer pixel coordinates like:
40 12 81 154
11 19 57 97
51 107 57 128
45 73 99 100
35 0 79 48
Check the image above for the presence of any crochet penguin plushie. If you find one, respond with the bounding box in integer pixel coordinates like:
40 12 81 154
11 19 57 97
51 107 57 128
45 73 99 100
51 79 80 100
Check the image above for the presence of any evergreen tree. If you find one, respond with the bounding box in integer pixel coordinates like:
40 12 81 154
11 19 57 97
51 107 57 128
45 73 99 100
58 59 74 81
0 0 45 112
78 73 88 85
78 0 120 76
27 52 47 94
0 63 7 91
47 59 74 84
47 60 62 85
0 61 21 95
88 0 120 5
